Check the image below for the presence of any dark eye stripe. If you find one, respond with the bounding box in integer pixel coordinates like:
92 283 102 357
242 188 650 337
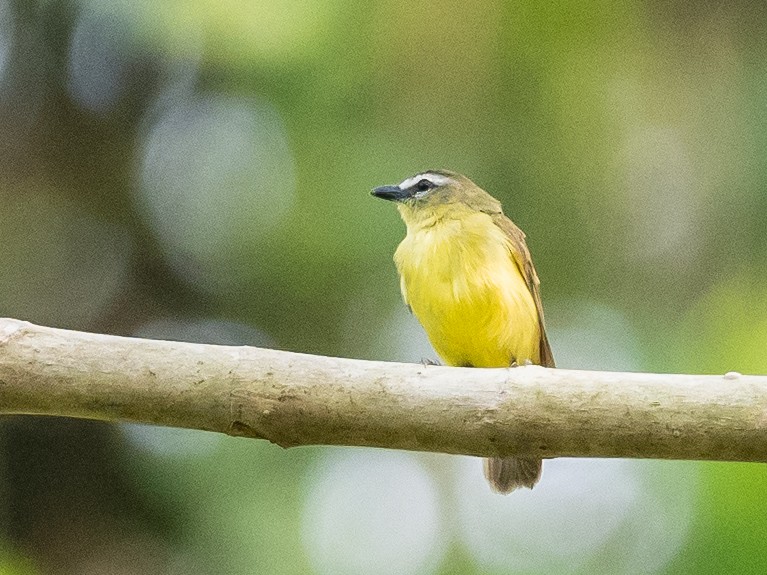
415 179 435 192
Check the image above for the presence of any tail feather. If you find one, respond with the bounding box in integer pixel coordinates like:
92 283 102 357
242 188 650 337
484 456 542 494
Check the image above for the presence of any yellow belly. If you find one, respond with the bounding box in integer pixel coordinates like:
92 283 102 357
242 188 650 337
395 212 540 368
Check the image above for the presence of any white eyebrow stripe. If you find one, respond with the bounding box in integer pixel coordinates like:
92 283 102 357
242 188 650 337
398 173 452 189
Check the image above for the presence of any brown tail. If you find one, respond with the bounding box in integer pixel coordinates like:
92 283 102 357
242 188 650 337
484 456 542 493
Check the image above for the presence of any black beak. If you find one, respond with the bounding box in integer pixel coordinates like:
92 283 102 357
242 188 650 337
371 185 410 202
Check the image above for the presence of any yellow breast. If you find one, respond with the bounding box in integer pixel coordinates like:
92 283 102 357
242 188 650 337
394 208 540 368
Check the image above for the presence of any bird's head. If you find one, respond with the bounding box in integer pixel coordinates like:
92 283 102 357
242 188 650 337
371 170 463 205
372 170 500 224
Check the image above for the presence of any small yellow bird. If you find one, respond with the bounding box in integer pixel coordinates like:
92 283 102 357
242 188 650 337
372 169 554 493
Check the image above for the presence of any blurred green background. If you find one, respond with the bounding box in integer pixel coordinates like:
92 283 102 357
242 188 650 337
1 0 766 573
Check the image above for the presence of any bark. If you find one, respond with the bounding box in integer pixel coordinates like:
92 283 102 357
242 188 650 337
0 318 765 462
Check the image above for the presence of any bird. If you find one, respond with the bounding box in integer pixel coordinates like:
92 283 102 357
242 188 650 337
371 169 554 493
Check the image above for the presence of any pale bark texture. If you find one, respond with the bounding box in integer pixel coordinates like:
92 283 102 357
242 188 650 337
0 318 765 462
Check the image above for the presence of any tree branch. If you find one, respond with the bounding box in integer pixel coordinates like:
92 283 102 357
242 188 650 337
0 317 765 462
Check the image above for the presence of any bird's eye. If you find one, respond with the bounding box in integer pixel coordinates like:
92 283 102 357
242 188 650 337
415 179 434 193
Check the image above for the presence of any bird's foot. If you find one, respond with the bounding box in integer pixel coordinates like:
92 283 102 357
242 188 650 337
421 358 441 366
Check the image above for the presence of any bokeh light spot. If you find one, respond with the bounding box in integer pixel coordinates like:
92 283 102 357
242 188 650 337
67 6 131 113
121 425 222 459
455 458 695 574
136 93 295 294
0 0 13 88
547 299 642 371
0 189 132 328
620 125 701 268
133 316 274 347
370 307 438 363
302 450 445 575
